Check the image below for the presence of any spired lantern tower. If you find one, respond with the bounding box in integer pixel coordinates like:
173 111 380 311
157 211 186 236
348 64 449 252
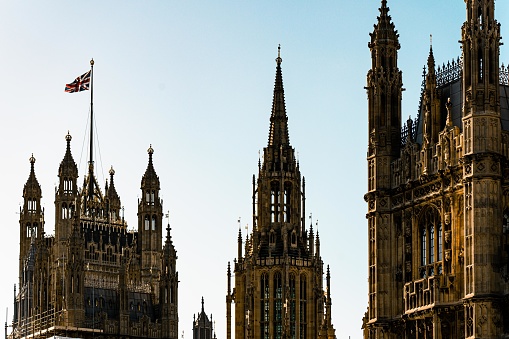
226 47 336 339
364 0 509 338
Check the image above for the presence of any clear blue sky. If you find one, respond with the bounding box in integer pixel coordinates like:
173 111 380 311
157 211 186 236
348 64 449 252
1 1 508 338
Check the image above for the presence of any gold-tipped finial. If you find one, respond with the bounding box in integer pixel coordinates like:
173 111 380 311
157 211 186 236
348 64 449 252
90 59 94 66
29 153 36 164
276 44 282 64
148 144 154 155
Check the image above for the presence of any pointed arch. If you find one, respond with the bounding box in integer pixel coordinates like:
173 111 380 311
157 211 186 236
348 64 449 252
289 273 296 337
260 272 269 339
418 205 442 278
273 271 283 339
299 273 307 339
144 215 150 230
284 182 292 222
151 215 156 231
270 181 280 223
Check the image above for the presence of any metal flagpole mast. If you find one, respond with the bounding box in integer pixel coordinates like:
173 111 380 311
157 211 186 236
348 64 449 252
89 59 95 202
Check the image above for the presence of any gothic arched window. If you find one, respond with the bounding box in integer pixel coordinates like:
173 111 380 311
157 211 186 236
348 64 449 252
419 207 442 278
260 273 269 339
151 215 156 231
271 181 280 223
144 215 150 230
284 182 292 223
62 203 68 219
289 273 296 338
300 274 307 339
273 272 283 339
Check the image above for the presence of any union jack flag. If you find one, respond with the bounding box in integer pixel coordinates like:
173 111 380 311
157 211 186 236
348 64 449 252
65 70 91 93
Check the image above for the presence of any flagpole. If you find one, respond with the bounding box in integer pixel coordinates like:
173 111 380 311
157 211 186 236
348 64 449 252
89 59 94 202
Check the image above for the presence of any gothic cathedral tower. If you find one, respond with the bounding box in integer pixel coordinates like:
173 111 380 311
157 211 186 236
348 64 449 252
364 1 509 338
226 47 336 339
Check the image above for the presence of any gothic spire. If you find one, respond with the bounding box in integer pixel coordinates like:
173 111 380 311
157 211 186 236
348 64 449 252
163 221 176 257
141 145 160 190
106 166 120 201
370 0 399 45
58 132 78 178
427 37 436 80
23 154 41 199
268 45 290 147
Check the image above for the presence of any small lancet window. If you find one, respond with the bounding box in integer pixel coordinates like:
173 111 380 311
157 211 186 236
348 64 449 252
270 231 276 245
144 215 150 230
62 203 68 219
270 182 280 223
421 227 427 267
28 198 37 213
478 47 483 82
300 274 307 339
291 231 297 246
151 215 156 231
478 6 483 27
284 183 292 223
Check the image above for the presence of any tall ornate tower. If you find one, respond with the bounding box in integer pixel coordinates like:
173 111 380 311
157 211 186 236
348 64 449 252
365 0 403 334
461 0 504 337
138 145 163 291
226 47 336 339
364 0 509 338
193 297 216 339
19 155 44 280
54 133 79 258
16 155 45 328
160 220 179 339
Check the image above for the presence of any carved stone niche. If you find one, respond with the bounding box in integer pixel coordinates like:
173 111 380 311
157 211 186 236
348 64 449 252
445 250 452 262
444 213 451 226
444 231 451 244
405 225 412 238
405 261 412 273
405 243 412 255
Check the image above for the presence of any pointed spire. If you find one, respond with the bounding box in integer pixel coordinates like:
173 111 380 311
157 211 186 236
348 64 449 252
268 45 290 147
24 154 41 198
237 227 243 260
427 35 436 78
59 132 78 177
163 216 176 257
370 0 399 47
141 144 160 189
201 296 205 313
107 166 119 198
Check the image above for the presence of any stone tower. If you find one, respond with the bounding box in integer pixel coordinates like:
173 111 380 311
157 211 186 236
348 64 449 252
193 297 216 339
226 47 336 339
138 145 163 294
363 0 509 338
160 220 179 339
11 132 180 339
19 155 44 284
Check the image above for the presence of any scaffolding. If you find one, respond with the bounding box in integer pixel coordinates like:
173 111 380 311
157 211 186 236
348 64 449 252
8 310 102 339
